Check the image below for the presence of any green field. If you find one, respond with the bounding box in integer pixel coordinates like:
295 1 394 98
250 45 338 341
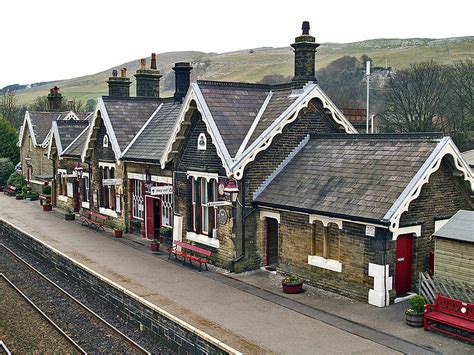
11 37 474 106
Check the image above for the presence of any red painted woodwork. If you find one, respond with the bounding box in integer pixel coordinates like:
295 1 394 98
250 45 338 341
74 180 80 212
424 292 474 342
266 218 279 265
145 197 155 240
395 234 413 295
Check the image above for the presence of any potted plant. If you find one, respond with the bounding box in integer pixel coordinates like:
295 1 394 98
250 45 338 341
42 185 52 211
113 224 124 238
15 192 25 200
405 294 425 327
151 238 160 252
65 208 75 221
282 275 304 294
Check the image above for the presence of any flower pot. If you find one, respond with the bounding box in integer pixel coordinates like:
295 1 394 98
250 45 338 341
405 313 424 327
65 214 75 221
151 242 160 252
43 204 52 212
114 230 123 238
0 186 3 192
282 282 304 294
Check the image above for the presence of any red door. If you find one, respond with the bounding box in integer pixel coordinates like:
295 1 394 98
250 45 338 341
395 234 413 295
145 197 155 240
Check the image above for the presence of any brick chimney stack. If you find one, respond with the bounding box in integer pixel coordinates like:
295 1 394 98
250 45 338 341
134 53 162 98
291 21 320 89
172 62 193 103
47 86 63 111
107 68 131 97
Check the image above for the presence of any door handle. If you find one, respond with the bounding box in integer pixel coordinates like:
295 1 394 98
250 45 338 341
397 257 405 262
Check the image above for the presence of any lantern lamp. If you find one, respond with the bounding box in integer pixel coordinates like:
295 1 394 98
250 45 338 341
224 177 239 203
74 162 83 180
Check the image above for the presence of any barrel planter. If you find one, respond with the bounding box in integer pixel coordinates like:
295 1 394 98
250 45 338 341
150 242 160 252
43 204 52 212
65 213 75 221
405 313 424 327
114 230 123 238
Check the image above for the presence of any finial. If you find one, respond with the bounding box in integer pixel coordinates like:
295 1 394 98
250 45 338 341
302 21 310 35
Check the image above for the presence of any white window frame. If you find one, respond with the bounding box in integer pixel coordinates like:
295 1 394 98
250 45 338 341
132 179 144 220
201 178 209 235
161 189 173 228
103 134 109 147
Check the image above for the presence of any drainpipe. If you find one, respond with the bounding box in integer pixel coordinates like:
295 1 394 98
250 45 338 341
52 159 56 207
88 162 92 209
230 175 247 272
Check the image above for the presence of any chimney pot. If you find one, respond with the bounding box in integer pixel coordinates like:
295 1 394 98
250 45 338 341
47 86 63 111
140 59 146 70
151 53 157 70
112 69 118 77
302 21 310 35
121 68 127 78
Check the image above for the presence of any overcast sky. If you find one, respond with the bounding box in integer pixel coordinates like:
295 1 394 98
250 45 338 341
1 0 473 88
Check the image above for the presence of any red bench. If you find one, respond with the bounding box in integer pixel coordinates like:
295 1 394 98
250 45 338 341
80 210 107 231
424 292 474 343
6 185 16 196
167 240 211 271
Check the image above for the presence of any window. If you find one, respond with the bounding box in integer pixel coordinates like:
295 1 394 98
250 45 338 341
132 179 144 220
161 189 173 227
191 177 217 235
81 175 90 202
103 134 109 147
197 133 207 150
58 170 68 196
101 166 115 210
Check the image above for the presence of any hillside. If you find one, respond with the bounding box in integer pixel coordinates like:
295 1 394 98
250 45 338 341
9 36 474 105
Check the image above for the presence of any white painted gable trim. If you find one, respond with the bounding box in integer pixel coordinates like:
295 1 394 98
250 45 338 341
309 214 343 229
236 91 273 157
81 104 100 162
259 210 280 223
231 84 357 179
161 85 233 176
18 111 38 147
63 111 79 121
47 121 62 160
384 137 474 232
121 103 163 158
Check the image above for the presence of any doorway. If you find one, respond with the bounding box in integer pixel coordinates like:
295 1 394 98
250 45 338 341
73 180 80 212
266 218 279 266
145 196 162 240
395 234 413 295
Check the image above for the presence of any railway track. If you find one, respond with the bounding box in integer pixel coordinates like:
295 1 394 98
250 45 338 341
0 244 149 354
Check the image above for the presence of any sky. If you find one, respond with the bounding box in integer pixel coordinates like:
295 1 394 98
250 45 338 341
1 0 473 88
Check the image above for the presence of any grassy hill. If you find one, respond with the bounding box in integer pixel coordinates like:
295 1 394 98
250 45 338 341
10 36 474 106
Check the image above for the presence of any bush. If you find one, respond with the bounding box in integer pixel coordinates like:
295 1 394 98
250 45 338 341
406 295 425 315
7 171 25 188
282 275 304 285
0 117 19 164
159 227 172 238
0 158 14 186
42 185 51 195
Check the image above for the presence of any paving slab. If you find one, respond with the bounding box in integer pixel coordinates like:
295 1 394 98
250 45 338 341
0 195 470 354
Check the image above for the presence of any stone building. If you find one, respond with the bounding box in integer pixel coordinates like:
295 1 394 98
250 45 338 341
18 87 91 192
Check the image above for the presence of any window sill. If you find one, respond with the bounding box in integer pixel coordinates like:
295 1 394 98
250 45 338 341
308 255 342 273
186 232 219 248
99 207 118 218
58 195 68 202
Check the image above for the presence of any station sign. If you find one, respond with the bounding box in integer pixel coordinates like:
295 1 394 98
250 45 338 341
103 178 123 186
150 186 173 196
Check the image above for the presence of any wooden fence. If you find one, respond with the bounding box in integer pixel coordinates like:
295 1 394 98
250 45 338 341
419 272 474 304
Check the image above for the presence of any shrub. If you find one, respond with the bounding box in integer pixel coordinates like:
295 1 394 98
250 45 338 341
0 158 14 186
282 275 304 285
7 171 25 188
42 185 51 195
159 227 172 238
406 295 425 315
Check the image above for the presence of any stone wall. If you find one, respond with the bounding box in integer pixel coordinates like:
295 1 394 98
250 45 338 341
258 210 376 301
0 220 231 355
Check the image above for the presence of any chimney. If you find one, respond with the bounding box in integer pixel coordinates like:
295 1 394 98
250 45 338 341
47 86 63 111
107 68 131 97
134 53 162 98
291 21 320 89
172 62 193 103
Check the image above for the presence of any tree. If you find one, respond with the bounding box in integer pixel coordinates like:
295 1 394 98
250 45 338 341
86 98 96 111
381 61 451 132
0 91 22 128
0 158 14 186
0 116 19 164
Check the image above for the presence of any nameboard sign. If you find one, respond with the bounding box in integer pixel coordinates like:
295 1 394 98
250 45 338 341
365 225 376 237
103 178 123 186
150 186 173 196
208 201 232 207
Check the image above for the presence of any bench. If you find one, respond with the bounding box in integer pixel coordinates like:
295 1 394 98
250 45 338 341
80 210 107 231
6 185 16 196
167 240 211 271
424 292 474 343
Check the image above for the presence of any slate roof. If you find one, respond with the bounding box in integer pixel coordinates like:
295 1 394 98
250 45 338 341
62 126 89 158
102 97 162 152
29 112 68 144
462 149 474 167
254 134 442 223
433 210 474 242
56 120 89 151
122 99 182 163
198 81 270 157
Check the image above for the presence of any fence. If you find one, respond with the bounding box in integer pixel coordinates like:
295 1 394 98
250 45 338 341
419 272 474 304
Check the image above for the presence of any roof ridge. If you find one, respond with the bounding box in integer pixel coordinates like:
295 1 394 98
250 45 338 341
309 132 444 140
197 80 270 90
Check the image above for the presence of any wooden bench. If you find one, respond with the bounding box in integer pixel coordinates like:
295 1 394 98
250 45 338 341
6 185 16 196
167 240 211 271
424 292 474 343
80 210 107 231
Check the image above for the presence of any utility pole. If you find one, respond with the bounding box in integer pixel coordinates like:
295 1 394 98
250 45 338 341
366 61 371 134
